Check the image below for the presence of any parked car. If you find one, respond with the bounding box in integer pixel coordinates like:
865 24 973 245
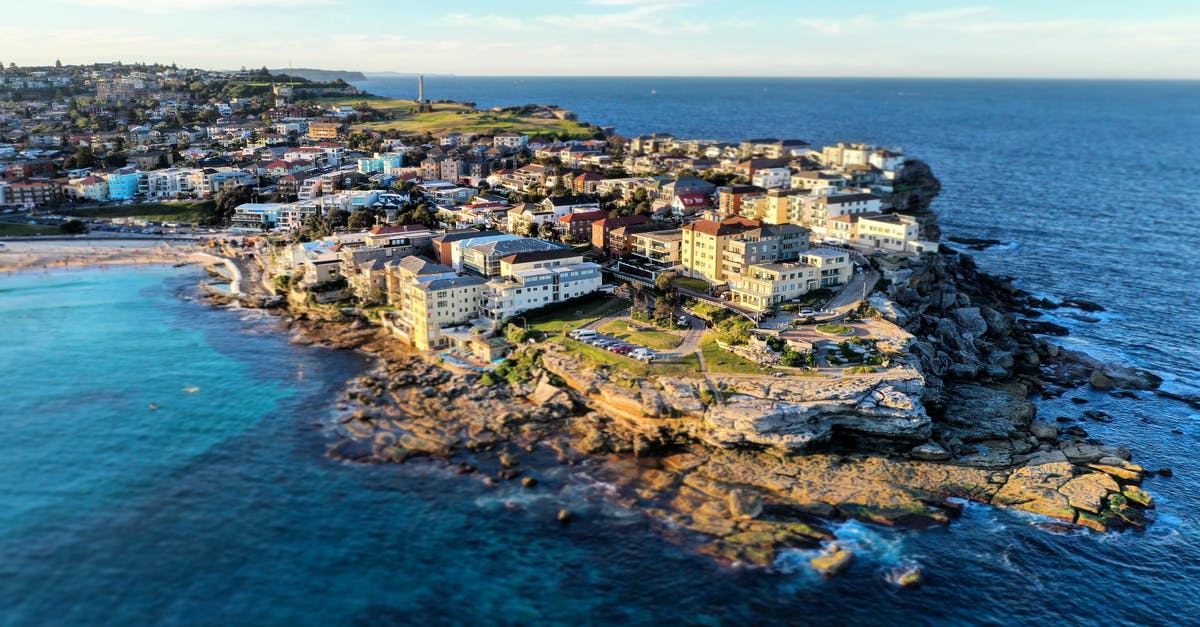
590 339 613 348
631 348 656 361
569 329 597 340
610 345 633 355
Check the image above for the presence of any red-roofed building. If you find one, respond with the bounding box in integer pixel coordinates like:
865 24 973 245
573 171 603 194
556 209 607 242
670 193 710 216
69 175 109 201
0 178 65 207
591 214 650 254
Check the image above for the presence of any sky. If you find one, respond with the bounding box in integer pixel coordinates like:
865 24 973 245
2 0 1198 78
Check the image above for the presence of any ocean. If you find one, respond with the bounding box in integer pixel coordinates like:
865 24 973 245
2 78 1200 625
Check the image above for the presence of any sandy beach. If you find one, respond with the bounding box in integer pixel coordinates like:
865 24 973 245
0 238 206 274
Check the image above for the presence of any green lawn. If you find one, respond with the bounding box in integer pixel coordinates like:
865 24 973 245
526 294 628 335
670 276 711 292
815 323 855 336
556 337 701 378
700 334 769 375
0 222 64 236
63 201 217 224
323 96 595 138
598 319 683 350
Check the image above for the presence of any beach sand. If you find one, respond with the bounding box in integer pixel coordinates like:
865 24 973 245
0 239 205 274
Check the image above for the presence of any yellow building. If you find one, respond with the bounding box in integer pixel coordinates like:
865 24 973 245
727 248 853 312
679 217 762 284
307 122 345 140
855 212 919 252
739 188 798 225
384 256 486 350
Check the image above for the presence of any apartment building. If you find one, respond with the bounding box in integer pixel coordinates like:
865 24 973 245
384 256 487 351
630 229 683 266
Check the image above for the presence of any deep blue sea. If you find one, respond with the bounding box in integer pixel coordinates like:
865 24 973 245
3 79 1200 625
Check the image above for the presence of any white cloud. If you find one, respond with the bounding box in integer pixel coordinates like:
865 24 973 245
63 0 338 11
541 5 690 35
900 7 992 25
447 13 529 30
795 15 875 35
586 0 694 6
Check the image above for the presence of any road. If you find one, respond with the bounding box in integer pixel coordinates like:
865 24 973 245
825 268 879 315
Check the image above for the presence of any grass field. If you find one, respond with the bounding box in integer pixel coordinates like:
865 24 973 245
325 95 595 138
598 319 683 350
0 222 64 236
63 201 217 224
700 334 769 375
526 294 628 335
670 276 711 292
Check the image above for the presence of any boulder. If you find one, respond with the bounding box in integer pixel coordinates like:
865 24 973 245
888 564 924 589
811 545 856 578
728 489 763 520
1089 372 1116 391
1122 485 1155 509
1059 472 1119 514
1085 463 1143 484
954 307 989 338
1061 298 1106 313
910 442 951 461
1029 423 1058 441
992 462 1077 521
1060 442 1105 463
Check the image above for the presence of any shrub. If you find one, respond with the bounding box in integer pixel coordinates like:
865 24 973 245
505 323 530 345
765 336 787 352
698 388 716 405
715 317 754 345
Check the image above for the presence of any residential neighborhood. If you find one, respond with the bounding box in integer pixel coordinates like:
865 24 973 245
0 61 940 365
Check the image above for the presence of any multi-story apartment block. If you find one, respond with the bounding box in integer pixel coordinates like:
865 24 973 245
680 217 809 284
384 256 487 351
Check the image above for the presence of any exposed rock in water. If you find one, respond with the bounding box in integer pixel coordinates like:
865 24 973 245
1060 298 1106 313
947 237 1005 251
811 544 856 577
888 564 925 588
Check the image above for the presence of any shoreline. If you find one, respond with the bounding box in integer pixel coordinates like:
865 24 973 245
0 239 206 275
12 237 1170 580
245 244 1165 577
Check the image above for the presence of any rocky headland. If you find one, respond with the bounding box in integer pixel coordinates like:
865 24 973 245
257 240 1163 576
219 160 1165 578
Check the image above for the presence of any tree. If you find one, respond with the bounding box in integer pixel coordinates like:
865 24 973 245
60 220 86 234
103 152 127 168
71 145 97 169
347 208 375 230
409 205 436 227
325 208 349 229
214 184 255 224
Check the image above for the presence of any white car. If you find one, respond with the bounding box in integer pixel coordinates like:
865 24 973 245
630 349 656 361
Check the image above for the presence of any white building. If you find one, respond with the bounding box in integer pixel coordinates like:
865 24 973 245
751 167 792 190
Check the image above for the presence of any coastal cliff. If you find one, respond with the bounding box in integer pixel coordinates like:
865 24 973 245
237 156 1164 574
294 239 1162 571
